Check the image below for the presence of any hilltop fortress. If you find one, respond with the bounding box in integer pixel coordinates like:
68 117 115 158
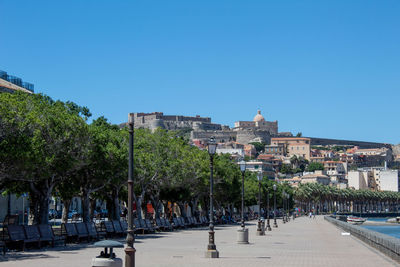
124 110 390 149
128 110 289 145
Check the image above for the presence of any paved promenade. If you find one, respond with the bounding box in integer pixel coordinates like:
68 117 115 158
1 216 397 266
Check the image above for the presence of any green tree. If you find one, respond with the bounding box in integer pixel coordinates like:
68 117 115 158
249 142 266 154
0 92 88 224
306 162 324 172
280 164 293 174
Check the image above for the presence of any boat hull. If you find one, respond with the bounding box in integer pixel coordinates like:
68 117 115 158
347 216 366 225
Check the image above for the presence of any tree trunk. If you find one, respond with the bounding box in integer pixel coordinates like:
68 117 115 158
81 190 90 223
38 195 50 224
150 194 161 219
62 199 71 223
135 195 143 220
89 197 96 221
28 194 40 225
113 188 121 221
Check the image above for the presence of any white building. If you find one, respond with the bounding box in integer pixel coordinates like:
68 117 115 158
240 161 276 179
348 168 398 192
375 169 399 192
347 171 371 190
216 148 245 158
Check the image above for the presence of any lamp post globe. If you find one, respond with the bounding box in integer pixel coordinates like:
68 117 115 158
273 184 278 228
205 137 219 258
256 171 264 236
237 160 249 244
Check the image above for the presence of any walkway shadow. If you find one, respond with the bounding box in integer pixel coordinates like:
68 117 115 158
0 252 59 262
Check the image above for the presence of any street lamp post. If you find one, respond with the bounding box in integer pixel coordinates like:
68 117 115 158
287 194 290 222
205 137 219 258
256 171 264 236
282 191 286 224
266 184 271 231
284 191 288 223
237 160 249 244
125 113 136 267
273 184 278 228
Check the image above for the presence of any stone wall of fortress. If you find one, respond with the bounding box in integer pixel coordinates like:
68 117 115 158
308 137 390 149
190 131 237 143
236 129 271 144
191 129 273 145
132 112 216 131
260 121 278 135
393 144 400 156
161 115 211 123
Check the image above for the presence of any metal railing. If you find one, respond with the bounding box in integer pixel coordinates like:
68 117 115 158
0 70 34 92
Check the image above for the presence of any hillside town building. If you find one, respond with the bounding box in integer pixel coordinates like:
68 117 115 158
270 137 311 160
0 70 34 94
348 168 399 192
299 171 331 186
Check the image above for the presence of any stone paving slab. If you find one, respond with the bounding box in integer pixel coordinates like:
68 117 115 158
0 216 397 266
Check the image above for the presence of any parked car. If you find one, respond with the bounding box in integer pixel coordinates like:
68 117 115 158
101 209 108 217
68 210 78 219
49 209 61 219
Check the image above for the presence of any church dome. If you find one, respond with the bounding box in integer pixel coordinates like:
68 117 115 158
253 110 265 122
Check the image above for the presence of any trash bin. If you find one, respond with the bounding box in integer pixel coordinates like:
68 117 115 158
92 240 124 267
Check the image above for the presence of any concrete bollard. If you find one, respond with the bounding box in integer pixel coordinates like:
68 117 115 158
91 240 124 267
237 227 249 244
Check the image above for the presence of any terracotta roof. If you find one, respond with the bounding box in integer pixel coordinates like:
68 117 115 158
302 173 330 179
258 154 274 159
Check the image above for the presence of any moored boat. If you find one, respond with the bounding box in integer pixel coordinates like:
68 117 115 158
347 216 366 225
387 217 400 224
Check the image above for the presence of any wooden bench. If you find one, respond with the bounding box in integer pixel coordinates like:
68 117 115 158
5 225 24 251
140 219 154 233
187 217 195 227
145 219 158 232
3 215 19 226
161 218 173 231
155 218 166 231
111 220 124 236
85 222 105 241
178 217 189 228
201 216 209 225
38 224 65 247
24 225 44 248
0 240 6 255
101 221 116 238
75 223 89 242
6 225 40 250
133 219 145 234
190 217 198 227
172 217 181 229
119 220 128 233
61 223 79 243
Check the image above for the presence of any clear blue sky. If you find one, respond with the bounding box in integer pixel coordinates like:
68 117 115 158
1 1 399 144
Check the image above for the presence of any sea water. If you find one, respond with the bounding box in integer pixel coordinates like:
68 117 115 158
361 219 400 239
